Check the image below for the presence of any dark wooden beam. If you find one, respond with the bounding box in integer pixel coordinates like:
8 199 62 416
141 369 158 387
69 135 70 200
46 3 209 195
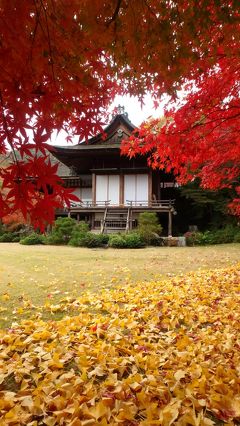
119 173 124 205
168 210 172 237
148 170 152 204
92 173 96 205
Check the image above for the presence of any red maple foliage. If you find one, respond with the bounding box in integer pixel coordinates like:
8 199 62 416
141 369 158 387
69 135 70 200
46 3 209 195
122 57 240 216
2 210 27 232
0 1 239 226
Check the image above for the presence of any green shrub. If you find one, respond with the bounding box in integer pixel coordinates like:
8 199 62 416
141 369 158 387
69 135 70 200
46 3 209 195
96 234 109 245
143 232 164 246
47 217 78 245
137 212 162 244
44 233 65 245
69 232 109 248
184 231 203 246
0 232 20 242
201 226 237 245
20 233 44 245
185 226 239 246
83 233 109 248
75 221 89 234
124 233 145 248
233 232 240 243
0 222 4 236
0 233 12 242
109 234 127 248
212 225 236 244
109 233 145 249
68 221 90 246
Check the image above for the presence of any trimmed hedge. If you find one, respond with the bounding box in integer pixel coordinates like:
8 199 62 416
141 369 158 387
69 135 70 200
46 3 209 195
69 232 109 248
109 233 145 249
0 232 20 242
20 233 45 245
44 234 64 245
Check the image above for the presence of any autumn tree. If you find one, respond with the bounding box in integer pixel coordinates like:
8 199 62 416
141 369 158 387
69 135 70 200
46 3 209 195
121 56 240 216
0 0 239 227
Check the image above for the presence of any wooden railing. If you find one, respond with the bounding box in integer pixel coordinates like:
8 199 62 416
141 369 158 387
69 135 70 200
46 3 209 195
126 199 175 208
70 200 111 208
69 199 175 209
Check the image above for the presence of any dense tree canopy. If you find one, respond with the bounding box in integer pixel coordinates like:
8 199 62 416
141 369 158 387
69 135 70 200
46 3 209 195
0 0 239 226
122 57 240 216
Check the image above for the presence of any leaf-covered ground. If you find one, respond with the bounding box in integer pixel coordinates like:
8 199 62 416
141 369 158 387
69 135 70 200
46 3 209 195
0 264 240 425
0 243 239 327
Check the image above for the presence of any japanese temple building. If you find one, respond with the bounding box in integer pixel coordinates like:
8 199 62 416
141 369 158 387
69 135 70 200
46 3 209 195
48 110 177 235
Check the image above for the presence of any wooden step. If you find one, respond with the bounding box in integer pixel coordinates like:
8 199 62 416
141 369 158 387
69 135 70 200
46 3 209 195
105 217 127 222
106 211 128 215
107 209 128 212
106 213 128 216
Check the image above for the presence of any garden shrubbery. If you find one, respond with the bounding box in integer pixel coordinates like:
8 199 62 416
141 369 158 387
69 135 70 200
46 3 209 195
44 216 149 248
137 212 162 245
47 217 78 244
185 225 240 246
68 222 91 246
69 232 109 248
0 220 30 243
20 233 45 245
233 232 240 243
109 232 145 248
0 232 20 242
1 214 239 248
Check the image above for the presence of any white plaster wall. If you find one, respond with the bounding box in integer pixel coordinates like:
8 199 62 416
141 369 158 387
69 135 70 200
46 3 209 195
72 187 92 202
96 175 120 205
124 174 148 204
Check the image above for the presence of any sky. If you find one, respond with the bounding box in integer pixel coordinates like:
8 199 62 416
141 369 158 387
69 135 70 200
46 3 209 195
51 94 167 146
110 94 166 125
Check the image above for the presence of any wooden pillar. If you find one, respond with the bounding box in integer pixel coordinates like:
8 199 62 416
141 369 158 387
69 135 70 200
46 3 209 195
68 210 71 218
77 213 80 222
46 223 52 233
91 214 95 230
130 210 133 231
92 173 96 205
119 173 124 205
148 170 152 206
168 210 172 237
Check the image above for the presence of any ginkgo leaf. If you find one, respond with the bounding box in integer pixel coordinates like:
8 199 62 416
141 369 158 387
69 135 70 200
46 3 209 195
0 265 239 424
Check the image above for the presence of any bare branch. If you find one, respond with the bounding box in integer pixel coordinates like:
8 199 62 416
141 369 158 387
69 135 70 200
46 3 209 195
106 0 122 27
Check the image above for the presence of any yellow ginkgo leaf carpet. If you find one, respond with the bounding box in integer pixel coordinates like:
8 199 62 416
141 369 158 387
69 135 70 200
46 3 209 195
0 264 240 425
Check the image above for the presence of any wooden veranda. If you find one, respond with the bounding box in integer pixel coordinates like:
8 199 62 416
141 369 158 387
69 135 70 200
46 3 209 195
64 199 176 236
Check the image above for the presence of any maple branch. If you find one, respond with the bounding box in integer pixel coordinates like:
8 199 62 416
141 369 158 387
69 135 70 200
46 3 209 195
0 91 19 167
175 112 240 148
190 111 240 132
28 1 42 67
143 0 160 22
39 0 57 88
106 0 122 27
0 152 12 166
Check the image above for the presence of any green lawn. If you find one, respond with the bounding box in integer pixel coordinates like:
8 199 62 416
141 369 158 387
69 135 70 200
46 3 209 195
0 243 239 327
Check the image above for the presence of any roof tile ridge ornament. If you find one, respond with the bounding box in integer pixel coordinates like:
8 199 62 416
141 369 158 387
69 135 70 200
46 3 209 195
112 104 129 120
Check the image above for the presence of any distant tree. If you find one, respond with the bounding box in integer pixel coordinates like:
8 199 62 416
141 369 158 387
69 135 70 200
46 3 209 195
179 182 237 229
